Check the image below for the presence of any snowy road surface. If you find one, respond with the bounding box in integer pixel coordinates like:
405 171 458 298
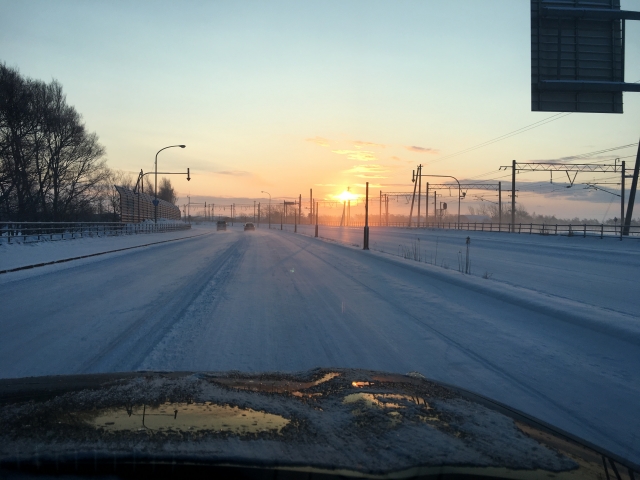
2 225 640 463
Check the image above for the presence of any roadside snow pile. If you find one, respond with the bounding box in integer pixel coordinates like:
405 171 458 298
0 226 205 272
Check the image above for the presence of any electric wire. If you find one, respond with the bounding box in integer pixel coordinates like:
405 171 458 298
425 112 573 166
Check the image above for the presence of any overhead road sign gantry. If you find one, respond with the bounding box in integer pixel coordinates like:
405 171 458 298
531 0 640 236
531 0 640 114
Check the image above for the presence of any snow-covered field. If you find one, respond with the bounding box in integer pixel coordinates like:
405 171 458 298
1 224 639 463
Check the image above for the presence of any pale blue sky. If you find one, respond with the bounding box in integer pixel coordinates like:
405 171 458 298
2 0 639 217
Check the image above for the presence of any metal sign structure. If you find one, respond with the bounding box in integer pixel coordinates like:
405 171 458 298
531 0 640 114
531 0 640 236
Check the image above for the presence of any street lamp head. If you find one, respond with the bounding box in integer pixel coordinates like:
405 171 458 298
179 145 186 148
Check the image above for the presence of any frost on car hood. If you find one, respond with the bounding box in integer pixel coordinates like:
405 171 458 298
0 368 618 478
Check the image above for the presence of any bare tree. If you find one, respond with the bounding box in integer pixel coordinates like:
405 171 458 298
157 177 178 204
101 168 134 221
0 63 108 221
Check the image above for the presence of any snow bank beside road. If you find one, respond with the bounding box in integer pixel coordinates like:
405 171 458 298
288 224 640 318
0 225 205 272
361 246 640 346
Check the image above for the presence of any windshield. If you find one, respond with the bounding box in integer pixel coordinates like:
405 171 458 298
1 0 640 476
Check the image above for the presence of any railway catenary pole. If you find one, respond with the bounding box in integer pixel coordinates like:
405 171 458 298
258 203 261 227
310 189 313 224
624 140 640 235
498 182 502 226
379 190 382 227
511 160 516 232
299 194 302 228
408 167 419 227
417 165 422 227
385 194 389 226
426 182 429 225
621 161 626 240
433 190 436 222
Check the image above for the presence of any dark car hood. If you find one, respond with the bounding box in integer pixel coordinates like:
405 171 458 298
0 368 635 479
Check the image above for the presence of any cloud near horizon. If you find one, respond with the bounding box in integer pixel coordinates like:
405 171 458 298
332 150 377 161
354 140 385 149
214 170 252 176
344 164 390 179
405 146 439 154
306 136 330 147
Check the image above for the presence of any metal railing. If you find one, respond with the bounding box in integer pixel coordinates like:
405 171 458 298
281 220 640 238
0 222 191 244
410 221 640 238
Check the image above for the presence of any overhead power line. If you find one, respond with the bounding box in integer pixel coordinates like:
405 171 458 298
424 78 640 167
426 112 573 166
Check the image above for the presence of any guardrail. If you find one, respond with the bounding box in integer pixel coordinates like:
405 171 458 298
0 222 191 244
283 220 640 238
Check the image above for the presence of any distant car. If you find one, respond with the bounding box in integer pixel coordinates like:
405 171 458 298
244 223 255 231
216 221 227 231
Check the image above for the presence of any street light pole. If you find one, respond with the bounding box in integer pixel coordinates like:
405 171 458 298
414 173 462 226
261 191 271 229
154 144 186 223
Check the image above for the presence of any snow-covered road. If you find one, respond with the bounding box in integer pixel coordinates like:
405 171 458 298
2 225 639 463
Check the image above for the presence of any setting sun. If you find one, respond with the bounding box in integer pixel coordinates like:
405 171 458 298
335 190 359 202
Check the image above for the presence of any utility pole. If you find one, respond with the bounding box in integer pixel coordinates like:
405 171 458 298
379 190 382 227
363 182 370 250
315 201 319 237
258 203 260 227
281 200 284 230
310 189 313 224
253 201 256 222
347 187 351 226
511 160 516 232
299 194 302 227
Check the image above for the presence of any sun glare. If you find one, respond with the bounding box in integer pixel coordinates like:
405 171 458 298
336 190 358 202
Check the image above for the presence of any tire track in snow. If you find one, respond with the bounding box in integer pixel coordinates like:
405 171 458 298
276 231 619 452
79 235 247 373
